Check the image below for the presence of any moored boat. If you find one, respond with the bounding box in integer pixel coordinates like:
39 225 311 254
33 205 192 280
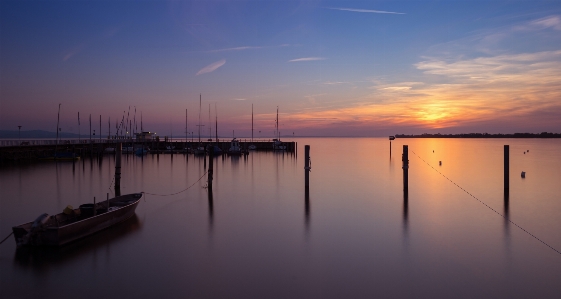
227 138 242 155
12 193 143 247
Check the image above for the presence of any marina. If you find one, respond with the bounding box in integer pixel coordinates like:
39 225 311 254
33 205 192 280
1 137 560 298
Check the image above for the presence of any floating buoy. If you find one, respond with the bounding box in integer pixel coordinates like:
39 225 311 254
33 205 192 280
524 152 526 154
521 171 526 178
439 161 442 165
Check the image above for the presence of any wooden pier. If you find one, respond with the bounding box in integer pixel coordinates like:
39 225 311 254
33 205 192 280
0 139 296 162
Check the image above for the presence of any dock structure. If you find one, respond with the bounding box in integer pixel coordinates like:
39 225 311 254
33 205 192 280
0 139 296 162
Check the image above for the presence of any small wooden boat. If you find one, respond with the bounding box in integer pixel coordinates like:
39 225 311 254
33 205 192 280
12 193 143 247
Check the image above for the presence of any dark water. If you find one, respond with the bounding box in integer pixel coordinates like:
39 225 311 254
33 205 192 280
1 138 560 298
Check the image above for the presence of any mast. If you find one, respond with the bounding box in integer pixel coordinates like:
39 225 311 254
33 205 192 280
208 103 211 140
215 104 218 144
251 104 254 142
141 112 143 132
78 111 80 143
198 94 201 143
276 106 279 139
56 103 61 144
185 109 188 142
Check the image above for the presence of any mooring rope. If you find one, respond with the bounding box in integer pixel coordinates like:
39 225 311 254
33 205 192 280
142 170 208 197
0 232 14 245
411 150 561 256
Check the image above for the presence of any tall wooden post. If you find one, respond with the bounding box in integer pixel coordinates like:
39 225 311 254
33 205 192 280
403 145 409 192
504 145 509 197
304 145 311 189
115 142 122 196
390 140 392 158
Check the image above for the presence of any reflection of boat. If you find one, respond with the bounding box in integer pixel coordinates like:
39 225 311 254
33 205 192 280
194 144 206 155
14 215 142 269
273 139 286 151
122 146 134 154
12 193 143 247
227 138 242 155
135 147 149 155
40 152 81 161
210 145 223 156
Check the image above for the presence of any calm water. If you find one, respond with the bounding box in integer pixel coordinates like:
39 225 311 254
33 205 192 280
1 138 560 298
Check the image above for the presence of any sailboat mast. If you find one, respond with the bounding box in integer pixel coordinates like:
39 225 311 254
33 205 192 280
251 104 254 142
215 104 218 144
208 103 211 140
185 109 188 142
276 106 279 139
198 94 201 143
56 103 61 144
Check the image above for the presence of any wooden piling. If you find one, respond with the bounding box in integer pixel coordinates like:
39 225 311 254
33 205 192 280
115 142 122 196
304 145 311 189
403 145 409 192
504 145 509 196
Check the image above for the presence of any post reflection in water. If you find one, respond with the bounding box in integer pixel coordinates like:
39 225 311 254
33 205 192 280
208 188 214 233
305 186 310 233
504 193 511 255
402 190 408 238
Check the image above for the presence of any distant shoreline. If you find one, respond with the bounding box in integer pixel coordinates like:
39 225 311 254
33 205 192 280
395 133 561 138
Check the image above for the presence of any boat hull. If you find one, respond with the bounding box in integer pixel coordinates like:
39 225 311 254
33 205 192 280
12 193 142 247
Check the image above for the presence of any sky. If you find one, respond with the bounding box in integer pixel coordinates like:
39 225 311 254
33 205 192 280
1 0 561 137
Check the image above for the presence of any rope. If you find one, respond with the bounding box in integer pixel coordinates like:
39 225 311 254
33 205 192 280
411 150 561 256
142 170 208 197
0 232 14 245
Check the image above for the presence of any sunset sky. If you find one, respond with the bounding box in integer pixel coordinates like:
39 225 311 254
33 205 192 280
1 0 560 137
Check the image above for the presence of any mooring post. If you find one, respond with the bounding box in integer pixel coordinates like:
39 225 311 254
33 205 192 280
390 140 392 158
304 145 311 189
403 145 409 192
208 145 214 189
115 142 122 196
504 145 509 197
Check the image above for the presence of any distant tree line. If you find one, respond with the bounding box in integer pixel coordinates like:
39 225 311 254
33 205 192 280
395 132 561 138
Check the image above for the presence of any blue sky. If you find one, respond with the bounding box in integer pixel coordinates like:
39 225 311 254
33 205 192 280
1 0 561 137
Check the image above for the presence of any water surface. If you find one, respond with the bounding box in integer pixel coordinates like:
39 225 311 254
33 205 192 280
1 138 560 298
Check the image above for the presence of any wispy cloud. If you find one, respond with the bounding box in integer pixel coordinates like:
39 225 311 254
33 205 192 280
196 59 226 75
208 44 290 53
327 7 405 15
289 57 325 62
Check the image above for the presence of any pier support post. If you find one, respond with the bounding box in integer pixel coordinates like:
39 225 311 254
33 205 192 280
504 145 509 197
115 142 122 196
304 145 311 189
403 145 409 193
208 145 213 189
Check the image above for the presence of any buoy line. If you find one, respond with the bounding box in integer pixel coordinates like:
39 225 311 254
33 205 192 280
411 150 561 256
142 170 208 197
0 232 14 245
